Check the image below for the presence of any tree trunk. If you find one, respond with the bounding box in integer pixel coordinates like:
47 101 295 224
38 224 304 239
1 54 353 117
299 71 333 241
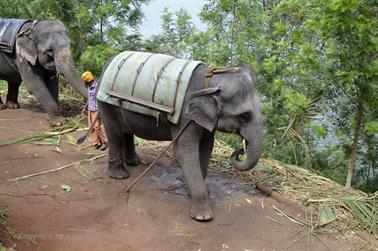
346 99 364 188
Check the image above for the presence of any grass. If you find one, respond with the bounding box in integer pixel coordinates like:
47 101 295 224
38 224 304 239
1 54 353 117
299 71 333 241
0 208 8 224
0 81 6 90
208 139 378 240
0 207 17 251
0 244 16 251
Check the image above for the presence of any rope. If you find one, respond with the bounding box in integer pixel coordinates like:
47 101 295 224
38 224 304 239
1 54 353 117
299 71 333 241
119 119 192 195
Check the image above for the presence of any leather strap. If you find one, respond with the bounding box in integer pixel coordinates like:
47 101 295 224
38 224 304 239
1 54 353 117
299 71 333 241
204 66 241 88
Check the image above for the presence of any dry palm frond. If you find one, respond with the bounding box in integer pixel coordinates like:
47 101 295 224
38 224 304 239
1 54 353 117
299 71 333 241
207 139 377 238
0 115 86 147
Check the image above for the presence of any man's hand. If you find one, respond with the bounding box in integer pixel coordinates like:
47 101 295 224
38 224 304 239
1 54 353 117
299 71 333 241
82 102 88 115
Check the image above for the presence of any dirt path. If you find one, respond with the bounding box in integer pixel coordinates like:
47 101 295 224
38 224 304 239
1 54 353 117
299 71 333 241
0 105 363 251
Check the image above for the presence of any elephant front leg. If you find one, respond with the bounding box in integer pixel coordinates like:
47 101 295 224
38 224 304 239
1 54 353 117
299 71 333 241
6 80 21 109
174 127 213 221
16 61 65 126
44 74 59 104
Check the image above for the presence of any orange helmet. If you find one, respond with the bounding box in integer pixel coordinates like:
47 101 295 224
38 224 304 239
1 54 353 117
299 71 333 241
81 71 94 83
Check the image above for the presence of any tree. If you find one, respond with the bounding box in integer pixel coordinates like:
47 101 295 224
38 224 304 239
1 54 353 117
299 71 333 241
1 0 149 76
144 7 197 59
192 0 377 190
301 0 378 187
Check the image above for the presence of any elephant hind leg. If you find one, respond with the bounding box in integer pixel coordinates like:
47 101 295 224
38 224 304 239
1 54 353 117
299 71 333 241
107 157 129 179
6 80 21 109
100 102 130 179
123 133 140 166
106 134 130 179
0 97 6 109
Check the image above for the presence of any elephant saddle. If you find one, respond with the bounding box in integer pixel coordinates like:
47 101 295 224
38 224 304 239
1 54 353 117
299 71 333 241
97 51 203 124
0 19 31 54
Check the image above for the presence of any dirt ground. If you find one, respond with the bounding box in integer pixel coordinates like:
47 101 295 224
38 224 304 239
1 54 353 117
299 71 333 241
0 100 372 251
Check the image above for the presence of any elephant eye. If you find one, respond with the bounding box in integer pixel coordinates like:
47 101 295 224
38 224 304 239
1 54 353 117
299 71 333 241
237 112 252 124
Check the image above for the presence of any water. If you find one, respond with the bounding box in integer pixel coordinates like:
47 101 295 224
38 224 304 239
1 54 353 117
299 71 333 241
140 0 208 38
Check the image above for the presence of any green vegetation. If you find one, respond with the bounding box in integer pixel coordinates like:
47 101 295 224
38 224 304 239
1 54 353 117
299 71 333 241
0 0 376 193
0 207 17 251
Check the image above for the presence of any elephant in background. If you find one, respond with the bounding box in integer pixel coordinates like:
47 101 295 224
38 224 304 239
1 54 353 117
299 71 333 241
0 20 87 126
98 62 263 221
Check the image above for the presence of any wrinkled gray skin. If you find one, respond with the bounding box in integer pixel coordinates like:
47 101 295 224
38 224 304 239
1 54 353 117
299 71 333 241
0 20 87 126
98 63 263 221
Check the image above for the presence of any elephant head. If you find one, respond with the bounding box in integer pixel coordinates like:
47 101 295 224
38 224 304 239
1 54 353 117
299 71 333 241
186 65 263 171
15 20 87 98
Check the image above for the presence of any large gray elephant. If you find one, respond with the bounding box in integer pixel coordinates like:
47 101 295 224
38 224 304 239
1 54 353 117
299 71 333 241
97 52 263 221
0 19 87 126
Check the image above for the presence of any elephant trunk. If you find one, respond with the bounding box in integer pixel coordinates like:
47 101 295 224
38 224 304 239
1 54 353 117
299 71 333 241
54 48 88 98
230 124 262 171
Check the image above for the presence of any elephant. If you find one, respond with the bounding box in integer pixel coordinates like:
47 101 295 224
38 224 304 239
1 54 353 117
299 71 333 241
0 19 87 126
98 56 263 221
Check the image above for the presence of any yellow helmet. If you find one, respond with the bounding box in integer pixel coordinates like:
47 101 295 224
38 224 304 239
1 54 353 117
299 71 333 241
81 71 94 83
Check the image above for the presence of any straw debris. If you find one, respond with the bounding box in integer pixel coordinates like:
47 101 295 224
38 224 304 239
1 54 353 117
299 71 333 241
208 139 377 239
0 115 87 148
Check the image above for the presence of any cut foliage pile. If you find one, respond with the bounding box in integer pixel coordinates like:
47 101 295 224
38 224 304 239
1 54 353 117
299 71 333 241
210 139 377 239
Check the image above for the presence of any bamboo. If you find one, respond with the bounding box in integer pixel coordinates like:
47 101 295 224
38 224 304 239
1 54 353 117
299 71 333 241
9 154 107 182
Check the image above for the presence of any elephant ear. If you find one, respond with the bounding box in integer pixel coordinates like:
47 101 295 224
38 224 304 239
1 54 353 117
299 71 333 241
186 86 221 132
16 32 37 66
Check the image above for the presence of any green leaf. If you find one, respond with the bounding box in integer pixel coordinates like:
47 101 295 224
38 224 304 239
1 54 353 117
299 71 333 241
61 184 71 192
365 121 378 134
318 204 337 226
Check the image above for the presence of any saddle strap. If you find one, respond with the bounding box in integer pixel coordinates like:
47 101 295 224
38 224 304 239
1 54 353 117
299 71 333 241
204 66 241 89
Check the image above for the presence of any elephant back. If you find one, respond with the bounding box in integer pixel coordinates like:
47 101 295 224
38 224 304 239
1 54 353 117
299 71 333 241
0 19 30 54
97 51 203 124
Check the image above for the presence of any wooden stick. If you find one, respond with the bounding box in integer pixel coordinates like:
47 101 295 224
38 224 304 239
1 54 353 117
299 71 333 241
8 154 107 182
256 183 304 211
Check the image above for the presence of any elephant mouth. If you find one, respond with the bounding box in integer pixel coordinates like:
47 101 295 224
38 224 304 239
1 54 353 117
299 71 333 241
45 60 56 71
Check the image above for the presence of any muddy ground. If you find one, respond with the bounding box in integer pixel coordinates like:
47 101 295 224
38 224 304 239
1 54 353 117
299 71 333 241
0 99 372 251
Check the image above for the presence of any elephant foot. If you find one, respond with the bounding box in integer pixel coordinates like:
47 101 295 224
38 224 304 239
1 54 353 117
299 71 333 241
126 155 140 166
107 166 129 179
6 101 20 109
49 116 66 127
108 158 129 179
0 103 7 110
190 199 214 221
